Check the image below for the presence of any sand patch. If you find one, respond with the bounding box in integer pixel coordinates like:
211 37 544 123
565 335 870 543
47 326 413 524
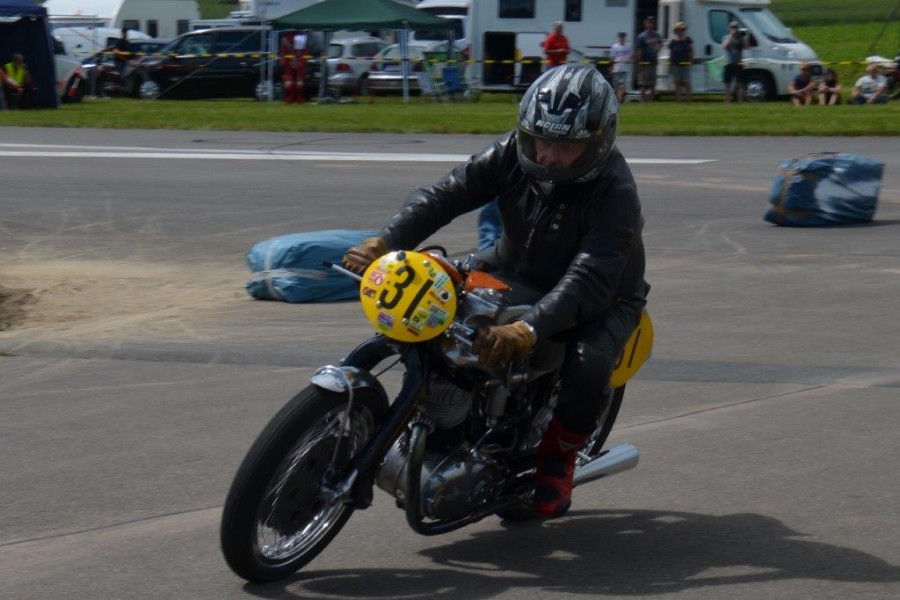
0 259 248 342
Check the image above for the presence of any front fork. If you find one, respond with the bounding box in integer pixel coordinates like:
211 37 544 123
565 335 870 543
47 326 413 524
313 336 427 509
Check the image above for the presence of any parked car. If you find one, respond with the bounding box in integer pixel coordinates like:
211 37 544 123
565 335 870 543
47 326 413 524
362 41 458 95
81 39 171 97
325 36 387 96
122 27 322 100
52 37 84 103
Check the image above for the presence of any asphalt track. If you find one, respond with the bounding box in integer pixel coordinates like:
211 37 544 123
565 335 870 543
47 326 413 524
1 128 898 599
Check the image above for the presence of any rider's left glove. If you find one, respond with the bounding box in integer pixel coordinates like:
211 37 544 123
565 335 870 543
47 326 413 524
342 236 388 275
473 321 537 367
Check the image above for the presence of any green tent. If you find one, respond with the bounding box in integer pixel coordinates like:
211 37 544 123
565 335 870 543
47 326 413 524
272 0 452 31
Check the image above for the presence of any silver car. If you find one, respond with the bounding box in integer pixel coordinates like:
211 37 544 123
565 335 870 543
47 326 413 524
325 36 387 95
362 41 462 95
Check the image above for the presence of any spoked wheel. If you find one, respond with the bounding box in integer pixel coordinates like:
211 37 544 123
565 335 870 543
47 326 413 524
496 385 625 522
220 386 385 582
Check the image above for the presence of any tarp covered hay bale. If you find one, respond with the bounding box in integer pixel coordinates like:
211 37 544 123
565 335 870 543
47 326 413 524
246 229 376 303
764 153 884 227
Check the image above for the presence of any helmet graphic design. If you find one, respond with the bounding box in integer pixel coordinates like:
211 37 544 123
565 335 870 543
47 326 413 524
516 65 618 185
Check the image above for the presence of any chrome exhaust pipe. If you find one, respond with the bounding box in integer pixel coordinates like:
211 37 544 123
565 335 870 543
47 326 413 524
573 443 639 487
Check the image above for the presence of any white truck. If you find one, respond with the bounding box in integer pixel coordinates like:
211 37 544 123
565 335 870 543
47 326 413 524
429 0 819 101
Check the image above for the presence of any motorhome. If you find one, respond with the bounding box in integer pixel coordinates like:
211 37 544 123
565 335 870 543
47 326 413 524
44 0 200 40
457 0 819 100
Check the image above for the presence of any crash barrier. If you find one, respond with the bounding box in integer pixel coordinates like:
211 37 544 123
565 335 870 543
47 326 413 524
102 50 895 68
764 153 884 227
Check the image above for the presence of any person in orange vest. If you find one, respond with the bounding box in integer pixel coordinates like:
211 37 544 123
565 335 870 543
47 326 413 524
542 22 570 70
280 31 308 104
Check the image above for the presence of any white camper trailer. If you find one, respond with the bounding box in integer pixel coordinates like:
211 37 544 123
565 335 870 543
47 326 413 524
53 26 151 61
44 0 200 40
458 0 819 100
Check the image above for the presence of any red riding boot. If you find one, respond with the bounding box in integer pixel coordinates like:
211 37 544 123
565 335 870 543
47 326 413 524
534 418 590 518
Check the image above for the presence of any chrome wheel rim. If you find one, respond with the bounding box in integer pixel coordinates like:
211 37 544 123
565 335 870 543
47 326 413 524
139 79 160 100
253 406 373 564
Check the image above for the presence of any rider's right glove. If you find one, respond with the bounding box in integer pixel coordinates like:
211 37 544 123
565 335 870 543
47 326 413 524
473 321 537 367
342 236 388 275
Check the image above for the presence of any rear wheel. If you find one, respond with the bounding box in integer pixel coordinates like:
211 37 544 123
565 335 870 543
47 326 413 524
220 386 385 582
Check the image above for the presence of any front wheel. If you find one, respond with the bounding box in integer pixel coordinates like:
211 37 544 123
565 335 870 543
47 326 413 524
220 386 385 582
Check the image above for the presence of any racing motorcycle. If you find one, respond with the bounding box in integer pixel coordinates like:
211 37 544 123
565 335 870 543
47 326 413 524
220 247 653 582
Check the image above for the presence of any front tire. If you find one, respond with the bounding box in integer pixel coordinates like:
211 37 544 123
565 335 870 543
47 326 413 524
220 386 386 582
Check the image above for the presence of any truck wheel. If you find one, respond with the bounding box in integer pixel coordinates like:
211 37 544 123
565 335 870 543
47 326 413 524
744 72 774 102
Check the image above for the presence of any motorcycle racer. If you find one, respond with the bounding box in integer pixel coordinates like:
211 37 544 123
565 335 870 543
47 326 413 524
343 65 649 519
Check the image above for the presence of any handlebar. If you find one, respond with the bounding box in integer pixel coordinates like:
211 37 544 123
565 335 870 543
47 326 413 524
323 261 362 282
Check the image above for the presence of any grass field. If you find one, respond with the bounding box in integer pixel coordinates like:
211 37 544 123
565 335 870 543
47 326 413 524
3 0 896 135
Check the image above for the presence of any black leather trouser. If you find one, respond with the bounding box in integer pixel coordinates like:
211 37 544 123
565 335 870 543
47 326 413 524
471 249 644 435
554 300 642 434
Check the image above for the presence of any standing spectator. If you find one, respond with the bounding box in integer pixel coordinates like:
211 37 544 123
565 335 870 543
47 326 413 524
668 22 694 103
543 22 570 70
1 53 34 109
280 30 307 104
849 63 889 105
113 27 132 73
788 62 816 106
610 31 632 103
722 21 748 103
818 69 842 105
635 16 661 103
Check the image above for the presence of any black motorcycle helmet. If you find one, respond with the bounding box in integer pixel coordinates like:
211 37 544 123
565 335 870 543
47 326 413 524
516 65 618 185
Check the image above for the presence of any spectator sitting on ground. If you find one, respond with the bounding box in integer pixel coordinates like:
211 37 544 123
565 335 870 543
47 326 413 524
850 63 889 104
1 53 34 109
788 62 816 106
818 69 842 105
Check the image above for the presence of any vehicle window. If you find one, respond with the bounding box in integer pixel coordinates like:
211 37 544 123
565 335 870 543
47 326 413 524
740 8 796 43
328 43 344 59
354 43 385 58
174 32 214 55
499 0 535 19
215 31 263 54
710 10 733 44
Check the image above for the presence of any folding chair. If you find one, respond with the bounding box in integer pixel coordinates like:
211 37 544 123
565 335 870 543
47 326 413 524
416 63 449 103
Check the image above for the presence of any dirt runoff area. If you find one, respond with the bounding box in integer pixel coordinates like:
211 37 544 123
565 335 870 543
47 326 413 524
0 258 248 343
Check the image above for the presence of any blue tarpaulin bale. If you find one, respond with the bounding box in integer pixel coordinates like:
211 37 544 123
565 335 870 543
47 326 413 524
764 153 884 226
246 230 376 302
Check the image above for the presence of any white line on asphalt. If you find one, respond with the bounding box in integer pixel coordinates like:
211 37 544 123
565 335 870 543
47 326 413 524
0 144 716 164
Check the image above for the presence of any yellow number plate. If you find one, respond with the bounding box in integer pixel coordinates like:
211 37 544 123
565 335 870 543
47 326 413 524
360 251 458 342
609 310 654 388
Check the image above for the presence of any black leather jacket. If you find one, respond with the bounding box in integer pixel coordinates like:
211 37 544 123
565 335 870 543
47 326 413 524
378 132 648 338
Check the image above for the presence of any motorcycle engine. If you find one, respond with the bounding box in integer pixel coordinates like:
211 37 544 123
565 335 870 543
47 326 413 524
375 435 500 521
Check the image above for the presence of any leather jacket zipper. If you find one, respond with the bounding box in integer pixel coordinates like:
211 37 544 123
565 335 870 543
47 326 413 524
524 204 550 249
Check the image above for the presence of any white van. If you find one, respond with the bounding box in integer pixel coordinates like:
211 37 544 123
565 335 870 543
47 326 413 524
656 0 821 101
53 27 152 61
461 0 819 100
